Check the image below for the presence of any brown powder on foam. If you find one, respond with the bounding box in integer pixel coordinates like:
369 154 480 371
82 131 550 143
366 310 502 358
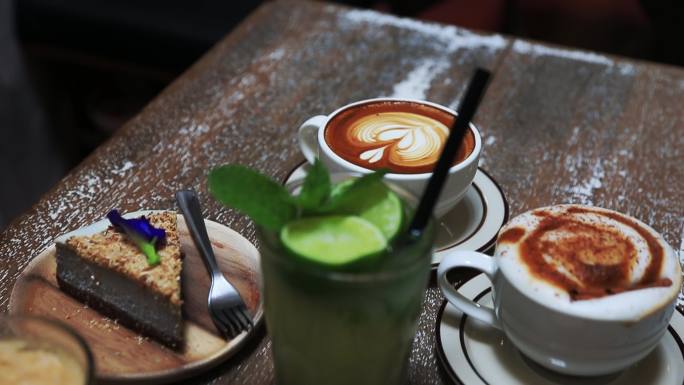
519 207 670 301
498 227 525 244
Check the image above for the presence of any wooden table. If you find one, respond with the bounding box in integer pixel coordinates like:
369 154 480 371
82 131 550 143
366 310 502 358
1 1 682 383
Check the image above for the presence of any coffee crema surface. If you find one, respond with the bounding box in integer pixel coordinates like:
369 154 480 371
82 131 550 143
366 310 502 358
325 101 475 174
496 205 681 320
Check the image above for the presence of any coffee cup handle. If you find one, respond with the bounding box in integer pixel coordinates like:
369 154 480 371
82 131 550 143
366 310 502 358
298 115 327 164
437 250 501 329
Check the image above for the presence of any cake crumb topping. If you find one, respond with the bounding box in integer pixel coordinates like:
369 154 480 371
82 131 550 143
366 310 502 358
65 212 183 305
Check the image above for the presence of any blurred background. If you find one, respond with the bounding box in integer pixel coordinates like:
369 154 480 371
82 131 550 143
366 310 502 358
0 0 682 230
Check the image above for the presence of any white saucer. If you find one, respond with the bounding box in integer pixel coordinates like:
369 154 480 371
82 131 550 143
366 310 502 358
436 274 684 385
283 162 509 266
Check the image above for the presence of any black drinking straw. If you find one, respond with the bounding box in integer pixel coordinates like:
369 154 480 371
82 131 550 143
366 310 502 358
407 68 491 238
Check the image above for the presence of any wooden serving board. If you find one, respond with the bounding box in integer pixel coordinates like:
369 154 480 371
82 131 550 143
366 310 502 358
9 211 263 384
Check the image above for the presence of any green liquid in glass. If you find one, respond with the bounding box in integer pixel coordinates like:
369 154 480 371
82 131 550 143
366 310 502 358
259 214 434 385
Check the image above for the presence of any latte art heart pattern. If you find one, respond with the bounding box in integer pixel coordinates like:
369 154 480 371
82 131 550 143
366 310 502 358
324 101 475 174
351 112 449 169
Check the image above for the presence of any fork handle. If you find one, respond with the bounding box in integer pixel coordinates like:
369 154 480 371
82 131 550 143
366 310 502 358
176 190 222 276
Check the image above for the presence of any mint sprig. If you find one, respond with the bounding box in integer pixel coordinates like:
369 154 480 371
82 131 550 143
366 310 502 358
322 169 387 212
208 165 296 231
207 160 387 231
296 159 331 211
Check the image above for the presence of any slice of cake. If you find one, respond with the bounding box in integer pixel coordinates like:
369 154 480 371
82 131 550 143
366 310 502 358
56 211 184 349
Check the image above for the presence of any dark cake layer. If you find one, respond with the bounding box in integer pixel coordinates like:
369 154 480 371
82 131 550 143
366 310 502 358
56 243 183 349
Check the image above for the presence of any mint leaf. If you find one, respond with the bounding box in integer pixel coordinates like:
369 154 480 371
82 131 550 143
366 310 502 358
322 169 388 211
208 165 296 231
297 159 331 210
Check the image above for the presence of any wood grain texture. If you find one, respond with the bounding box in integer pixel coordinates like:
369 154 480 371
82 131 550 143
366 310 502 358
8 216 262 384
0 0 682 384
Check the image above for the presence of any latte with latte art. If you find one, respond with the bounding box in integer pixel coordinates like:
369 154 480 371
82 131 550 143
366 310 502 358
325 101 475 174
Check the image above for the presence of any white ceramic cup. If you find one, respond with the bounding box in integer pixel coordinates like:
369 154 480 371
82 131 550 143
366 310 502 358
437 204 682 376
298 98 482 218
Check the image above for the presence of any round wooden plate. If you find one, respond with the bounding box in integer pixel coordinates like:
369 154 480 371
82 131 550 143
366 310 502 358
9 211 263 384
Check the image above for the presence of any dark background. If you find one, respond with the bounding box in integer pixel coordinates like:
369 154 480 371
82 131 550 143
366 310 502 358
0 0 682 230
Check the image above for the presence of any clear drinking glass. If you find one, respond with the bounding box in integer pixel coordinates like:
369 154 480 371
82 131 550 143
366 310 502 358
0 315 94 384
259 174 435 385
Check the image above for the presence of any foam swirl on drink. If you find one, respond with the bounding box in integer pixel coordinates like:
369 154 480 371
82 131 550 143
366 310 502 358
351 112 447 169
495 205 681 319
325 101 475 174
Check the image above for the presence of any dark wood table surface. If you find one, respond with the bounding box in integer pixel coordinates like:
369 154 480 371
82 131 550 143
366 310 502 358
1 0 683 383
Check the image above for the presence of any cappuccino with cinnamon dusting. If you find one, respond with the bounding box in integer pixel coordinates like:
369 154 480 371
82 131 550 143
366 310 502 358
496 205 681 320
325 101 475 174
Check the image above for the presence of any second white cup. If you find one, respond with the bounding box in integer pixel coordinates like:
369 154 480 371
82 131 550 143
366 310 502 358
437 204 682 376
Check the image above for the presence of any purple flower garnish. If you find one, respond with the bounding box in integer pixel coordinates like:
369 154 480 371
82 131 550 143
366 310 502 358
107 209 166 265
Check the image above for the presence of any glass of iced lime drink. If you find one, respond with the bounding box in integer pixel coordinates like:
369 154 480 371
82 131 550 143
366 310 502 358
209 161 434 385
261 175 433 385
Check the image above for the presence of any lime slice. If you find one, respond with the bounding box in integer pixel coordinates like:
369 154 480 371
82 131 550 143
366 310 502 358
333 180 404 240
280 215 387 265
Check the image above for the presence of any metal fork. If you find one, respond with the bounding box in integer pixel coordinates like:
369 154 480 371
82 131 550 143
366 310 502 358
176 190 253 338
